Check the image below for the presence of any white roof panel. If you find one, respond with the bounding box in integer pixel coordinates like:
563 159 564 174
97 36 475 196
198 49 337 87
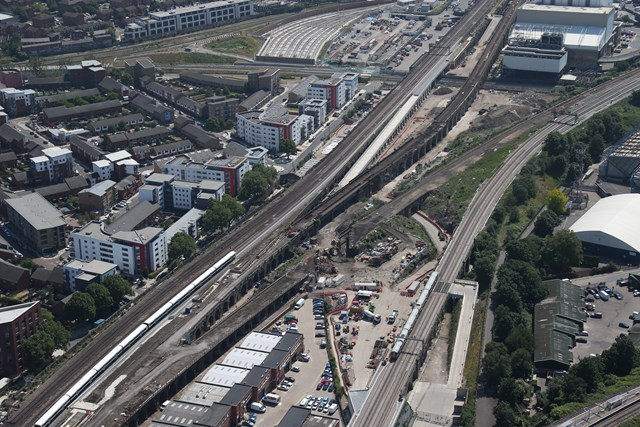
570 194 640 252
238 332 282 353
200 365 248 387
510 22 605 50
221 348 269 370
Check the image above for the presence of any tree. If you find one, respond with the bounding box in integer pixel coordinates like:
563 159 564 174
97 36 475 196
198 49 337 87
85 283 114 315
493 305 529 342
602 336 639 376
168 232 197 260
498 377 528 405
238 171 269 201
571 356 604 393
221 194 245 222
22 333 54 372
510 348 533 379
39 320 70 350
204 117 223 132
20 258 36 270
534 210 559 237
511 175 537 204
482 341 512 389
494 402 519 427
546 189 568 215
120 73 134 86
505 239 536 264
203 200 231 232
544 132 568 156
542 230 583 275
495 282 523 313
279 139 297 158
631 89 640 108
65 292 96 322
474 255 496 289
104 275 133 305
547 155 567 178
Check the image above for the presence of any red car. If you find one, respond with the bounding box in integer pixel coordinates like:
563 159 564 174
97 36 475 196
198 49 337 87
316 382 323 390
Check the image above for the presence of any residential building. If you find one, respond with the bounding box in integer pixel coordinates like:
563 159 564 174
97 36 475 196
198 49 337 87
174 116 221 149
63 259 118 291
151 140 192 158
5 192 66 254
88 113 144 134
123 58 156 87
139 173 174 209
165 207 205 241
161 152 249 196
78 180 117 213
34 175 89 201
0 258 30 293
129 91 174 124
299 98 328 128
71 221 167 276
92 159 113 181
105 126 171 150
0 302 42 377
0 69 23 89
238 90 270 113
236 105 315 152
307 72 358 110
247 68 280 94
29 146 74 185
124 0 254 40
43 100 122 125
0 88 36 117
140 172 224 210
69 135 105 163
207 96 239 121
97 77 130 99
179 71 247 92
104 201 160 234
0 123 31 152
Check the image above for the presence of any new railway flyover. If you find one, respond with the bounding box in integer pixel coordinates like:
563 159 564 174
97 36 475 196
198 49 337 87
8 0 499 424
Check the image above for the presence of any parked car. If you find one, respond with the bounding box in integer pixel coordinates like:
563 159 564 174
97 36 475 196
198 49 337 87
291 365 301 373
576 337 588 343
300 353 310 362
322 381 331 391
316 382 323 390
285 376 295 382
619 322 631 329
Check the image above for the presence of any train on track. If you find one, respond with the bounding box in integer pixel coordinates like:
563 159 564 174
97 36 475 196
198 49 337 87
389 271 438 361
34 251 237 427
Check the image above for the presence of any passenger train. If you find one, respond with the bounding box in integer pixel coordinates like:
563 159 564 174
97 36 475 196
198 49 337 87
34 251 237 427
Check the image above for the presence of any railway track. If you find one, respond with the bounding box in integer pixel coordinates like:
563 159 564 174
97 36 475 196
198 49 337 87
8 0 498 425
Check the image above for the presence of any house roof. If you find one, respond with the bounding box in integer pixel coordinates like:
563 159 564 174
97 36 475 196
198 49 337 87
104 200 160 234
5 192 65 230
80 180 116 197
0 301 38 324
0 259 29 286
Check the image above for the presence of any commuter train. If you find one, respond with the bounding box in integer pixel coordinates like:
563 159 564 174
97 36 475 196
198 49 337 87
389 271 438 361
34 251 237 427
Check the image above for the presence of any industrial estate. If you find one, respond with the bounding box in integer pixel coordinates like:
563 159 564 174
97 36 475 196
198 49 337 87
1 0 640 426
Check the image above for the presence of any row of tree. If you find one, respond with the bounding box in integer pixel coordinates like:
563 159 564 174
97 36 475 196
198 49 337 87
22 314 70 372
64 275 133 322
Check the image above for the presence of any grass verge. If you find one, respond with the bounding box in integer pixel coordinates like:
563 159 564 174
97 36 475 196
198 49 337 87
447 300 462 369
147 53 236 65
206 35 263 57
459 295 488 425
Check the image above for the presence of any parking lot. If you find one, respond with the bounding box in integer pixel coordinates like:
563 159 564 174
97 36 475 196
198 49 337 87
255 298 340 426
573 277 640 360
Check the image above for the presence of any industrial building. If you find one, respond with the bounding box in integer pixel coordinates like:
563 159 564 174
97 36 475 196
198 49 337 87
599 128 640 187
569 194 640 263
124 0 254 40
503 1 618 72
534 279 584 371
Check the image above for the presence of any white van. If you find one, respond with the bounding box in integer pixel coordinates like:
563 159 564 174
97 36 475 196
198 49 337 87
328 403 339 415
161 400 170 411
249 402 266 413
262 393 281 405
294 298 305 310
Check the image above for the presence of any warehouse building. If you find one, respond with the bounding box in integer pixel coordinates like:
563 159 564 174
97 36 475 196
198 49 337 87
503 2 617 72
599 129 640 186
534 279 584 371
570 194 640 263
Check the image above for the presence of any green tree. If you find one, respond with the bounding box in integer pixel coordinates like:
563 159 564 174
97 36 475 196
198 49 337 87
492 305 529 342
120 73 134 86
474 255 496 289
495 282 523 313
222 194 245 221
238 171 269 201
494 401 520 426
39 320 70 350
103 275 133 304
534 209 559 237
543 132 568 156
631 90 640 108
482 341 512 389
22 333 54 372
204 117 223 132
542 230 583 275
20 258 37 270
85 283 114 314
511 175 537 204
498 377 528 405
117 121 127 132
203 200 231 232
279 138 297 158
546 189 568 215
65 292 96 322
602 336 639 376
168 232 197 260
571 355 604 393
510 348 533 379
